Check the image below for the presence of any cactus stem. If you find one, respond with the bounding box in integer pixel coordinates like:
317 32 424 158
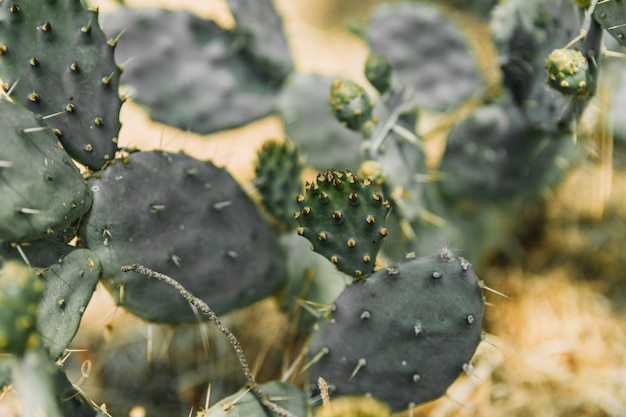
349 358 367 381
120 264 298 417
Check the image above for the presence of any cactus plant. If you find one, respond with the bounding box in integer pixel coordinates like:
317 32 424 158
306 251 485 412
295 169 391 279
0 0 122 170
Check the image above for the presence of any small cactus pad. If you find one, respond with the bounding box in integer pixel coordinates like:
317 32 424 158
78 151 286 323
364 52 392 95
37 249 101 360
546 48 590 95
368 2 484 111
593 0 626 46
295 170 390 279
306 252 485 412
0 0 122 170
226 0 294 82
0 99 93 242
201 381 306 417
103 7 284 134
276 73 364 171
254 140 304 230
0 261 44 355
329 79 376 132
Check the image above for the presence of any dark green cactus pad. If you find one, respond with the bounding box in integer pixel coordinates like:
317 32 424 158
295 170 391 279
438 99 580 200
37 249 101 360
103 7 284 135
0 0 122 171
307 252 484 412
367 2 485 111
0 261 44 355
594 0 626 46
365 52 393 95
78 150 286 323
276 73 365 171
226 0 294 82
0 99 93 242
546 48 590 95
254 140 304 230
203 381 307 417
329 79 376 132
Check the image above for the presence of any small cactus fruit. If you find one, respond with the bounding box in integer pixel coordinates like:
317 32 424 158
295 170 390 279
0 261 44 355
306 252 485 412
254 140 304 230
364 52 392 94
329 79 376 132
546 48 590 96
0 0 122 170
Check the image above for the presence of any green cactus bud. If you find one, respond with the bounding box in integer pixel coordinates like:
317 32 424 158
546 48 590 96
295 170 390 279
0 261 44 356
329 79 376 132
364 52 392 94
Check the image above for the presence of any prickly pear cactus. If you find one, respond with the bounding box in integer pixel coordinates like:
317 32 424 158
546 48 590 95
200 381 306 417
295 170 391 279
329 79 376 133
364 52 392 95
0 261 44 355
37 249 101 359
0 0 122 170
306 251 485 412
593 0 626 46
0 99 93 242
254 140 304 230
79 150 286 323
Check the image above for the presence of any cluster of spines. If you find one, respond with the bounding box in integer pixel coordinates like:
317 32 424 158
295 170 390 279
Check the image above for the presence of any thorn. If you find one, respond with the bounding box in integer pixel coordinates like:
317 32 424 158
478 281 511 299
213 200 232 210
300 346 329 374
18 207 42 215
0 161 15 168
15 244 32 267
20 126 48 134
42 110 68 120
414 321 423 336
349 358 367 381
171 254 182 268
5 77 20 97
101 71 116 86
149 204 167 213
107 28 126 48
81 16 93 34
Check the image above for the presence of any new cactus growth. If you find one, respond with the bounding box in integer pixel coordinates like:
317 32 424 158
364 52 392 95
546 48 590 95
306 251 485 412
0 0 122 170
295 170 391 279
329 79 376 133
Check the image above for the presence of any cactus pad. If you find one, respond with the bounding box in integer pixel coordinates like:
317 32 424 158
307 252 485 412
593 0 626 46
37 249 101 359
546 48 590 95
0 261 44 355
364 52 393 95
78 150 286 323
368 2 484 111
254 140 304 230
103 7 284 134
329 79 376 132
0 0 122 170
295 170 390 279
0 99 93 242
